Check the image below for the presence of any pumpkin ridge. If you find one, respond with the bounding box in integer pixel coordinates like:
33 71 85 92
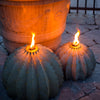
3 51 26 88
37 44 53 53
84 48 96 71
31 54 40 99
78 53 87 79
14 52 30 99
57 44 69 58
73 49 80 80
83 52 94 76
30 48 49 100
35 53 49 100
24 53 33 100
86 48 96 67
75 49 82 80
76 49 84 80
36 51 50 96
39 49 63 87
16 52 37 99
6 62 21 98
75 56 81 80
66 47 74 79
26 57 38 100
65 55 73 80
70 48 76 80
16 64 27 99
3 56 17 83
38 56 59 97
71 55 77 80
14 46 26 55
61 47 72 69
56 43 69 55
5 51 28 98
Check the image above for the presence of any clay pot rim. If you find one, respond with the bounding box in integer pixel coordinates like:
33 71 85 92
0 0 70 6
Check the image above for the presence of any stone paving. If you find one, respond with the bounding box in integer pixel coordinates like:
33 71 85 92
0 13 100 100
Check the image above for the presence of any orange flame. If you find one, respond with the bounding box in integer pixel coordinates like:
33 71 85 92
73 30 80 46
30 33 35 49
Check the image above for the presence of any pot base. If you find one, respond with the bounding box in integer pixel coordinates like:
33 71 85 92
3 36 61 53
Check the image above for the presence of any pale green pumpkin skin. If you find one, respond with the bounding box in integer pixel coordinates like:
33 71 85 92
2 44 63 100
56 42 96 80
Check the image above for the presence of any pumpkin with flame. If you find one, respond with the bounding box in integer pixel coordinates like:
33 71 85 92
56 30 96 80
2 33 63 100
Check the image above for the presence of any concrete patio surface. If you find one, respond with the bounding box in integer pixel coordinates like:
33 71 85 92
0 13 100 100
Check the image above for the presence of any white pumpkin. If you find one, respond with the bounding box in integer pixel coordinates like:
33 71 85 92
56 42 96 80
2 44 63 100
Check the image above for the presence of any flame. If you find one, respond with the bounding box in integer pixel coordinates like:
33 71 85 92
73 30 80 46
30 33 35 49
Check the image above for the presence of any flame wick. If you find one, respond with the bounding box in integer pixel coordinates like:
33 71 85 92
30 33 35 49
73 30 80 46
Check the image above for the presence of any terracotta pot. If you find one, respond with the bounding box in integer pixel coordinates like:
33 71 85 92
0 0 70 53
